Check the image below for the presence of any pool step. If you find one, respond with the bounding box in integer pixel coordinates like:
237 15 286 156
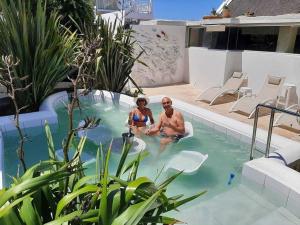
176 184 299 225
250 207 300 225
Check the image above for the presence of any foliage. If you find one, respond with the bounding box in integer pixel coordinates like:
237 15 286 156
92 18 144 93
0 0 76 111
0 124 206 225
211 8 217 15
45 0 95 33
0 56 32 172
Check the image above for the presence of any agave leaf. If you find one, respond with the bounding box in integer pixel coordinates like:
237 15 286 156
0 192 35 217
96 147 100 181
99 141 112 225
166 191 207 212
0 165 77 207
55 184 98 218
115 143 131 177
111 189 163 225
73 175 98 191
45 209 98 225
121 151 149 175
125 177 153 203
20 160 65 183
19 196 42 225
0 207 23 225
44 122 57 170
141 215 182 224
158 171 183 190
127 152 141 181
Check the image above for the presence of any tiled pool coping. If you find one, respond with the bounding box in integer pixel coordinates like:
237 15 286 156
0 90 300 215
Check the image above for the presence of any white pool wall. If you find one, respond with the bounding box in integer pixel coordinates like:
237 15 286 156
0 91 68 188
0 89 300 215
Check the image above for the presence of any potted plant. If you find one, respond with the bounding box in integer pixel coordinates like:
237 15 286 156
203 8 223 19
222 5 231 18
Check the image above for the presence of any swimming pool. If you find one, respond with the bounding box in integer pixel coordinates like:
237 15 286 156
2 90 300 224
2 95 255 202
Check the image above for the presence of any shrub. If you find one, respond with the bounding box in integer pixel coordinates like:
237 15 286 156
92 18 144 93
0 0 76 111
46 0 95 33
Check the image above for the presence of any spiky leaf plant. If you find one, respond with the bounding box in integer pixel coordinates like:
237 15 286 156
0 0 76 112
0 126 206 224
46 0 95 33
93 18 144 93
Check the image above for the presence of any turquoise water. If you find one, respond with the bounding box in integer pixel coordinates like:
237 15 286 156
3 100 252 201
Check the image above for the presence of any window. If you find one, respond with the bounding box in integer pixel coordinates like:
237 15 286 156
294 28 300 54
187 26 279 52
236 27 279 51
187 27 204 47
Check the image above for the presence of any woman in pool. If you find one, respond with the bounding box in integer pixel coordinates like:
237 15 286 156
128 94 155 136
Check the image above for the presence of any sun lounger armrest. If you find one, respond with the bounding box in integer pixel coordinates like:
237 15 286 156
284 104 299 110
230 95 252 112
261 98 277 105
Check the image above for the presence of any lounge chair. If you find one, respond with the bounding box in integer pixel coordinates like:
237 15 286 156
77 120 112 144
230 75 285 118
165 151 208 175
196 72 247 105
274 103 300 131
177 121 194 143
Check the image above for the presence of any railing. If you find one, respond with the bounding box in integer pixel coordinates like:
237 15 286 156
250 104 300 160
96 0 152 14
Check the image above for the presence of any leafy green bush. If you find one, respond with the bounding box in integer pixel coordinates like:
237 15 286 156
93 18 144 93
46 0 95 33
0 123 205 225
0 0 76 111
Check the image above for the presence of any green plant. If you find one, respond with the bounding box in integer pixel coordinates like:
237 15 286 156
0 129 206 224
93 18 144 93
211 8 217 15
0 0 76 112
46 0 95 33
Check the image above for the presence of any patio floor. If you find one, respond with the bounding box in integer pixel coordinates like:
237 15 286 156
142 83 300 142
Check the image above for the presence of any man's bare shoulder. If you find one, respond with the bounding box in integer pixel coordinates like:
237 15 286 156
174 110 183 117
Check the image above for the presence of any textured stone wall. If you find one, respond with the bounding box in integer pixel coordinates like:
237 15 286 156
131 24 186 87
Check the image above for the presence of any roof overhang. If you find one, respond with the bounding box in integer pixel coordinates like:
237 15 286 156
187 14 300 28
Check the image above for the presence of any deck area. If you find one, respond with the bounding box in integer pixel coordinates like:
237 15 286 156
142 83 300 142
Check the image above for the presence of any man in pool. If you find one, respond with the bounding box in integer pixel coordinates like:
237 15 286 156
146 97 185 150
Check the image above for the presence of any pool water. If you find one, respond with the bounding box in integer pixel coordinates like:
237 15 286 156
3 100 254 201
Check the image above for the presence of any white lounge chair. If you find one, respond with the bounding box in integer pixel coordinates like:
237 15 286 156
77 120 112 145
196 72 247 105
165 151 208 175
274 103 300 131
230 75 285 118
177 121 194 143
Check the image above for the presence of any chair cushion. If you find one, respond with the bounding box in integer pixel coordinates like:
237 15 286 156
268 76 281 85
232 72 243 78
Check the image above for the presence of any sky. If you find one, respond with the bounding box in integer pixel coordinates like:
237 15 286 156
153 0 224 21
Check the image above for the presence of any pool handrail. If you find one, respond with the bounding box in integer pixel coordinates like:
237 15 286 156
250 104 300 160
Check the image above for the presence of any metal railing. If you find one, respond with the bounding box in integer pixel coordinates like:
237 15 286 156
96 0 152 14
250 104 300 160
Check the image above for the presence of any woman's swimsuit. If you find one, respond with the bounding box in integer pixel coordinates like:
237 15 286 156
132 114 148 123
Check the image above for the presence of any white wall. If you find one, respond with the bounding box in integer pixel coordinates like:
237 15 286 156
131 24 186 87
100 11 123 26
242 51 300 95
188 48 242 90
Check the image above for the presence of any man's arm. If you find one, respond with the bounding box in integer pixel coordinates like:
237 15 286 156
146 113 162 135
148 110 155 125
